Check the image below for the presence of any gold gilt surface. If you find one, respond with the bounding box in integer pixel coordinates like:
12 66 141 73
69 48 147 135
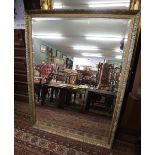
25 10 141 149
34 121 108 148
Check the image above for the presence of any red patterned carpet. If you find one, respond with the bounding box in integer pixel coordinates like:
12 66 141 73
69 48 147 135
15 114 139 155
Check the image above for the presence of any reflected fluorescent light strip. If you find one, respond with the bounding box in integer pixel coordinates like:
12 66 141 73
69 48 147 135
89 0 130 4
89 1 129 8
115 49 122 53
32 33 63 39
115 55 122 59
86 36 122 42
82 53 102 57
53 3 63 9
73 46 99 51
124 38 128 42
33 17 62 21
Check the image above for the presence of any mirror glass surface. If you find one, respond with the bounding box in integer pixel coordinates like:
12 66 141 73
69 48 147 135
32 16 131 146
52 0 131 10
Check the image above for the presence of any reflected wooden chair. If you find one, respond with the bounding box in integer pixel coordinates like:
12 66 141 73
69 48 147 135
34 65 42 102
67 73 79 103
47 71 66 103
76 70 92 85
56 74 66 83
87 63 120 114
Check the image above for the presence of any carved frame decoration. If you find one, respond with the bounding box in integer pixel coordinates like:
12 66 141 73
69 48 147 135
25 10 141 148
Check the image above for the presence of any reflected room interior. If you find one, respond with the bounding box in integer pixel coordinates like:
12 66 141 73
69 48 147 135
32 17 131 145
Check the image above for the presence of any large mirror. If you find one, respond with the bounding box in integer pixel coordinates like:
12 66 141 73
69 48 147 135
25 11 140 148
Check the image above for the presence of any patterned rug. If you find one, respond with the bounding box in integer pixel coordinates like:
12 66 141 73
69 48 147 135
35 106 111 146
15 115 138 155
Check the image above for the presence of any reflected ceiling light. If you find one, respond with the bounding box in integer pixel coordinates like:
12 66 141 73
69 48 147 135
115 55 122 59
53 3 63 9
128 20 131 24
32 17 62 21
86 36 122 42
73 45 99 51
82 53 102 57
88 0 130 4
88 1 129 8
124 36 128 42
115 49 122 53
32 33 63 39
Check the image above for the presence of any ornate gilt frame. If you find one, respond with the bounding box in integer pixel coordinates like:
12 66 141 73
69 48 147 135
25 10 140 149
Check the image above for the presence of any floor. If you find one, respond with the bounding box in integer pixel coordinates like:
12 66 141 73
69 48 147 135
15 114 140 155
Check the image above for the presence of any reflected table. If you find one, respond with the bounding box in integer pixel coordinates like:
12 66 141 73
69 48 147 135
85 88 117 113
42 83 88 112
40 82 117 113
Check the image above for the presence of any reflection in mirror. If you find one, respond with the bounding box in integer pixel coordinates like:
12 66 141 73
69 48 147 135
32 17 131 146
51 0 140 11
52 0 131 10
23 0 140 11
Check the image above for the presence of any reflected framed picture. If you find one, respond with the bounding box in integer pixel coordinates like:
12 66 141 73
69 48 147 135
48 48 53 56
56 50 62 57
40 44 47 53
52 50 56 56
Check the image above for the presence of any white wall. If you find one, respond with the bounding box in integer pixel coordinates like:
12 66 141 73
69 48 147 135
14 0 25 29
73 57 105 71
